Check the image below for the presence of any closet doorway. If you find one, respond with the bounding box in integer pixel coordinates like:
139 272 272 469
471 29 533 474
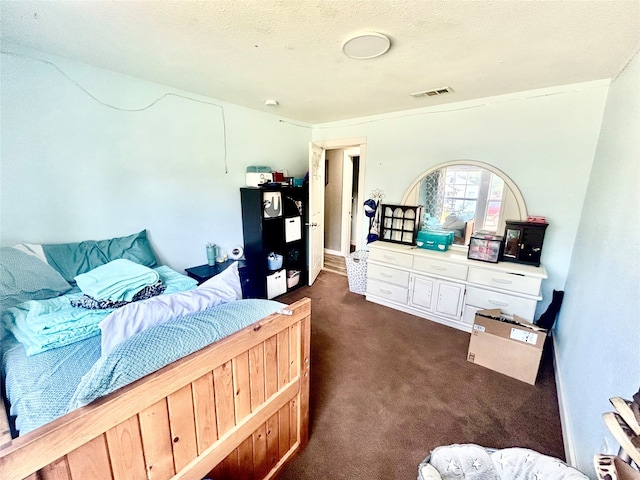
308 138 366 281
323 147 363 274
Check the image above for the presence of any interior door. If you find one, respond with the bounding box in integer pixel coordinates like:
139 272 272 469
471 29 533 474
308 142 325 284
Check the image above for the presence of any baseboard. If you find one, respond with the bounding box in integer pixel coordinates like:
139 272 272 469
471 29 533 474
324 248 343 257
553 334 577 466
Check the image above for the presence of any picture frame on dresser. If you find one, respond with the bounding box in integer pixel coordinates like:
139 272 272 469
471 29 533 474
467 233 504 263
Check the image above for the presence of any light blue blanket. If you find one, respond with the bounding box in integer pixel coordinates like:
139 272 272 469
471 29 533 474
2 266 197 355
2 299 284 435
74 258 159 301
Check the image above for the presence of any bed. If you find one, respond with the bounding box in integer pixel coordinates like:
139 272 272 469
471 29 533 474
0 231 311 480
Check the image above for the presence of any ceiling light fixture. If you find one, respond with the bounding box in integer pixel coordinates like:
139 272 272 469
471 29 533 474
342 32 391 59
264 99 279 107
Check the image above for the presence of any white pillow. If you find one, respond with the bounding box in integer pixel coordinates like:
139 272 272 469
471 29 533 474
99 262 242 355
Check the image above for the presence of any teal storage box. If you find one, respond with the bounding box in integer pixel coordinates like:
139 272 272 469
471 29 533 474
246 166 272 173
416 230 455 251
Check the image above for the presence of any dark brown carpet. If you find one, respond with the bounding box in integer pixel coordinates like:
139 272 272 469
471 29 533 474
276 271 564 480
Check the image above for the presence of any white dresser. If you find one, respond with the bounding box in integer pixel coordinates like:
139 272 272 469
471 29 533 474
365 241 548 332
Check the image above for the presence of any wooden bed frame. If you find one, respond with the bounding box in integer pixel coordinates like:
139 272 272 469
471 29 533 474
0 297 311 480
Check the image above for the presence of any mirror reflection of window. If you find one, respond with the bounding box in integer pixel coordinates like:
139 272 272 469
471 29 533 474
403 161 527 248
418 165 507 244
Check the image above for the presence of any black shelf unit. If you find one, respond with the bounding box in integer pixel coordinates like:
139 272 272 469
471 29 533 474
240 185 308 299
379 204 422 245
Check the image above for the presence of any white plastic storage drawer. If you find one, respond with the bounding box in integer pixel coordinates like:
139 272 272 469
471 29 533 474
266 269 287 299
368 263 410 288
467 267 542 296
465 286 538 321
413 256 468 281
366 278 409 304
369 248 413 268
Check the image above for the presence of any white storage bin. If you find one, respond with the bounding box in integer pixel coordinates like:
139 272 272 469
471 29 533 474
266 269 287 299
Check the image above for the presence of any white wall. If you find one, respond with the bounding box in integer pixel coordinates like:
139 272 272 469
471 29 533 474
0 46 311 272
312 82 610 316
555 51 640 476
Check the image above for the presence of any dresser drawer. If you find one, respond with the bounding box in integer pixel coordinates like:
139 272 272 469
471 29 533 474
465 286 537 320
366 278 409 304
413 256 468 281
369 248 414 268
467 267 541 296
368 263 410 287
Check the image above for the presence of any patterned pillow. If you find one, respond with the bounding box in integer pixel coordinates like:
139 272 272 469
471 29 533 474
0 247 72 313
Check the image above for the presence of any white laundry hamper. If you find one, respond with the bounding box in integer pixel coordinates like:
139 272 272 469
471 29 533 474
345 250 369 294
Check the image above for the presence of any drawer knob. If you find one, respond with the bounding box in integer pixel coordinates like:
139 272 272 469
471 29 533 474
380 289 393 295
431 265 446 271
380 272 393 278
492 277 512 284
383 255 396 260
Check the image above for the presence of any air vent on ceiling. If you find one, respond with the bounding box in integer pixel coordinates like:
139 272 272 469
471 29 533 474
410 86 454 98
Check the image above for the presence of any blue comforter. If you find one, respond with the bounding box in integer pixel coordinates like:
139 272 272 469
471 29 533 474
2 298 284 435
2 266 197 355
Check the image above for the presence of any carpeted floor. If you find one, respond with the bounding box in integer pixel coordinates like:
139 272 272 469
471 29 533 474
276 270 565 480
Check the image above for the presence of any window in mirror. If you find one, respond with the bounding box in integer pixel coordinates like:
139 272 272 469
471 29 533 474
404 161 526 246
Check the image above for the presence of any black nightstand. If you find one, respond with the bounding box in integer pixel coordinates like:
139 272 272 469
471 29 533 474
185 260 256 297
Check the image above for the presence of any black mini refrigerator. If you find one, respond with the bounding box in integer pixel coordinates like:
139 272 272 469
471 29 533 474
502 220 548 266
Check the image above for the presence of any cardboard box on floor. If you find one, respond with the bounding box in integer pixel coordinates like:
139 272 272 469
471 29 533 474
467 309 548 385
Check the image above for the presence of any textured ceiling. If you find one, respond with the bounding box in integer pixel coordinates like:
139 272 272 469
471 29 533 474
1 0 639 124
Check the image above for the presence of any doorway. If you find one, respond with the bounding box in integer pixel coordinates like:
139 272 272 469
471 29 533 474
317 141 366 276
324 148 360 256
307 138 366 283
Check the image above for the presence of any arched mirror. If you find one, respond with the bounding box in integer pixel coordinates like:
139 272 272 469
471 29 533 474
402 160 527 246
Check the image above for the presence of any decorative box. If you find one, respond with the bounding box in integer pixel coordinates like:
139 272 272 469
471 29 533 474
467 233 504 263
246 166 273 187
246 172 273 187
246 165 272 173
503 220 548 267
416 230 455 251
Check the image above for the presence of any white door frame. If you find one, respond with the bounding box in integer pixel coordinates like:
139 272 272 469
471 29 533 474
313 137 367 256
340 148 359 256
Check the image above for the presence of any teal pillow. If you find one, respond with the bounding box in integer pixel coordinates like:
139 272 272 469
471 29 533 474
0 247 72 313
42 230 158 283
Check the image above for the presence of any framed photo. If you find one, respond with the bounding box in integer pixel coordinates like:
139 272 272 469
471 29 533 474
263 191 282 218
467 235 504 263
